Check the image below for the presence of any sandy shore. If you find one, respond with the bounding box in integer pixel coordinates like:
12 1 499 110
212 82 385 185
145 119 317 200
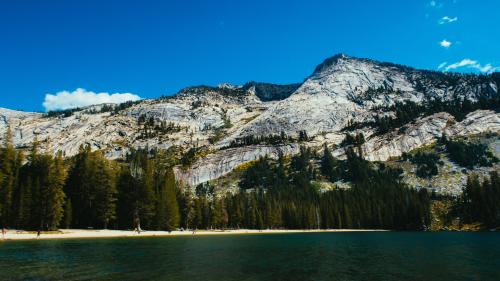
1 228 388 241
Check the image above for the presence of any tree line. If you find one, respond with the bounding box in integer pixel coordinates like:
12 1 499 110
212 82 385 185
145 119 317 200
45 100 141 118
225 130 310 149
0 128 180 231
344 94 500 135
13 126 500 231
195 146 431 230
459 172 500 228
440 136 498 169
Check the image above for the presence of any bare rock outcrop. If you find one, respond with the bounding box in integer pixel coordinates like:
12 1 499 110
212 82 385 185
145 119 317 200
174 144 300 187
361 110 500 162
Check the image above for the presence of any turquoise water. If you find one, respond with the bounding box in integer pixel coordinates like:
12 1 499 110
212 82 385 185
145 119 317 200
1 232 499 281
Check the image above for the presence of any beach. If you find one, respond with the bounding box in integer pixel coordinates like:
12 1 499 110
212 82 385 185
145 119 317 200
1 228 388 240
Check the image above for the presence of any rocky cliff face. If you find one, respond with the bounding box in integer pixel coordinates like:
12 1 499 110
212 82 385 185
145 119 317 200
173 144 300 187
359 110 500 162
1 54 499 192
230 55 497 139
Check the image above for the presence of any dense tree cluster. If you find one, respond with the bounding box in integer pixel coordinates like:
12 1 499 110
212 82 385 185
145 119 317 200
441 137 498 169
297 130 310 142
0 130 67 230
108 100 141 114
190 100 206 110
403 151 443 178
180 148 196 167
225 131 309 149
347 87 402 106
227 132 293 148
0 129 180 231
344 94 500 135
3 125 498 232
137 115 185 139
460 172 500 228
111 149 180 231
45 107 83 118
189 146 431 230
340 133 365 147
64 146 118 229
45 100 141 118
0 127 431 231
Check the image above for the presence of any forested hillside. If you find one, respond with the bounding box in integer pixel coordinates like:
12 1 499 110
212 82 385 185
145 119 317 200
1 125 498 232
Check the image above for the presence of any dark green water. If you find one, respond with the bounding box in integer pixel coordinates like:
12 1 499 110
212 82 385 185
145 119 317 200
1 232 499 281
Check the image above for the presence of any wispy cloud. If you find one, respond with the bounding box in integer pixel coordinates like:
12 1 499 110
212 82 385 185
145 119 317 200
438 16 458 24
43 88 141 111
439 39 452 48
439 59 500 73
438 62 448 69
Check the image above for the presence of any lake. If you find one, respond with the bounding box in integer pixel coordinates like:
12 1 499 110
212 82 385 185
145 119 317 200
1 232 499 281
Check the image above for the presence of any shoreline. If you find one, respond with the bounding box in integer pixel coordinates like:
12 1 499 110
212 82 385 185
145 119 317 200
1 228 389 241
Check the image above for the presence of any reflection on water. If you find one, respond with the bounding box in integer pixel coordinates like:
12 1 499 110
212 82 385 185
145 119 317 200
1 232 499 281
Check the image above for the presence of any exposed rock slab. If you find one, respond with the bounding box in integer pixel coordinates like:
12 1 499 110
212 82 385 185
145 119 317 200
174 144 300 187
361 110 500 162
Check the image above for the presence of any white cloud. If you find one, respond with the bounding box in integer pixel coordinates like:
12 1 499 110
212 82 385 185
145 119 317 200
43 88 141 111
438 62 448 69
439 59 500 73
439 39 452 48
438 16 458 24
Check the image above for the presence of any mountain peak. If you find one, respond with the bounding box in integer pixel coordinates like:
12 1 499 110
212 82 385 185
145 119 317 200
311 54 419 77
312 53 354 75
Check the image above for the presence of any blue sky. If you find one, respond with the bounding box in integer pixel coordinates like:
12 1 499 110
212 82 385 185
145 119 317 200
0 0 499 111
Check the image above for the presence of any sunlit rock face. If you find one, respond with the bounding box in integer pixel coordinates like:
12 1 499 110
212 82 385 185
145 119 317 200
173 144 300 187
1 54 499 190
360 110 500 162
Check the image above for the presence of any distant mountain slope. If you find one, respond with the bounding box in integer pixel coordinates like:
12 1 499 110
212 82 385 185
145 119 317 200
1 54 499 193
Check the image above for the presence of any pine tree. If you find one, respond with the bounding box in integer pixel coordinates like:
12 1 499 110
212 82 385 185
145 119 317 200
193 198 203 229
246 195 257 228
64 147 118 228
10 149 24 226
94 152 117 228
116 167 136 229
162 169 180 231
33 155 53 230
65 145 92 228
16 174 32 229
460 172 500 228
181 188 195 230
0 127 16 227
210 198 228 229
26 138 42 230
273 152 287 189
45 152 67 230
63 198 72 228
129 151 155 230
321 144 337 181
